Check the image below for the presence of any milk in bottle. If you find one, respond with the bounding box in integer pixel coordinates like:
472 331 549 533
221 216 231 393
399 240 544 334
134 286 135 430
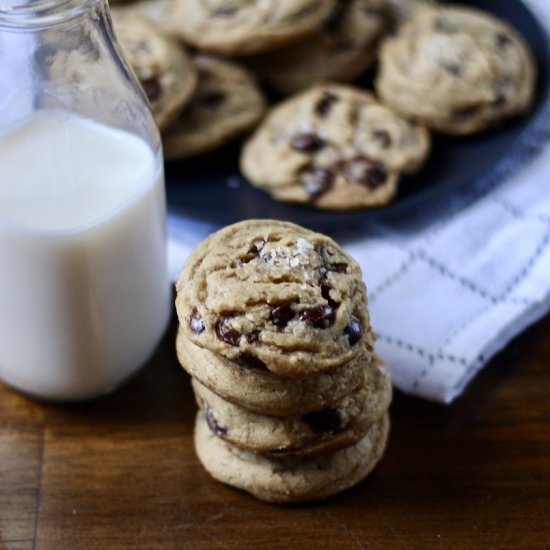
0 110 171 400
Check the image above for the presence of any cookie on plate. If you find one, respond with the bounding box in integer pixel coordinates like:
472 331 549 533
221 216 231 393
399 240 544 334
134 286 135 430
111 10 197 131
249 0 388 94
385 0 436 23
175 220 372 379
375 6 536 135
167 0 334 56
193 354 392 456
194 410 390 503
177 328 373 416
126 0 178 36
163 55 266 160
240 83 430 210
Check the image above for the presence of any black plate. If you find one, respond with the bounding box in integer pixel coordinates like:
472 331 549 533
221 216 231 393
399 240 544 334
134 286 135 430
166 0 550 230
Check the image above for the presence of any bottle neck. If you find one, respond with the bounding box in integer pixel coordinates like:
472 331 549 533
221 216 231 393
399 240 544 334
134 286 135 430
0 0 101 29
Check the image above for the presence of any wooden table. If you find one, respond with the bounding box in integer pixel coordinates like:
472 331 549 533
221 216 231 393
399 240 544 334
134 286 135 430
1 311 548 550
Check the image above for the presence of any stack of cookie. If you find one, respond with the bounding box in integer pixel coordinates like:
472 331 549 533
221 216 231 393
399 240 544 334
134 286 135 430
175 220 392 503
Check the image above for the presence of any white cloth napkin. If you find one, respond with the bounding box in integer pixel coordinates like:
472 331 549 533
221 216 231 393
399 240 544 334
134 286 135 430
167 0 550 403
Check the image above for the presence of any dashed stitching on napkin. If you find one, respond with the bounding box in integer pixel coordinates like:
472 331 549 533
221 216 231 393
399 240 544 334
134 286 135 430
369 253 414 302
377 333 469 376
378 334 479 390
412 354 488 392
405 227 550 391
403 235 547 389
416 249 532 306
412 357 434 390
437 302 500 351
370 244 536 309
491 196 550 227
417 250 495 301
412 348 472 390
499 228 550 298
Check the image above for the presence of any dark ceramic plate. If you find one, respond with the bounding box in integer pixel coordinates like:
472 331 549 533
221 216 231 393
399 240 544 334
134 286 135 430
166 0 550 230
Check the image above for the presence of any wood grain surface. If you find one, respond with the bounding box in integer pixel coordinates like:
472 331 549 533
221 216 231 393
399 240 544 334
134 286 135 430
1 311 548 550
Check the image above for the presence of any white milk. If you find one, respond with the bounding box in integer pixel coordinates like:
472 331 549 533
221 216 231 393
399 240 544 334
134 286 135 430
0 111 171 400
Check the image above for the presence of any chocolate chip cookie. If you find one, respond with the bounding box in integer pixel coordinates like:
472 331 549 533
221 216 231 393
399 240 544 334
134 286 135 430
126 0 178 36
175 220 372 378
177 328 373 415
385 0 436 23
193 354 391 456
249 0 388 94
168 0 334 56
375 6 536 135
240 84 430 210
111 10 197 131
163 55 266 160
194 410 389 503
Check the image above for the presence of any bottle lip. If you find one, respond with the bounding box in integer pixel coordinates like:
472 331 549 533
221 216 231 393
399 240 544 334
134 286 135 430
0 0 101 29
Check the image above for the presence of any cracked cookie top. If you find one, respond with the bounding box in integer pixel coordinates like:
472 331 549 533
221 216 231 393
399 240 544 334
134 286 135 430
176 220 372 378
163 55 266 161
249 0 388 94
240 83 430 210
376 5 536 135
169 0 334 55
111 10 197 131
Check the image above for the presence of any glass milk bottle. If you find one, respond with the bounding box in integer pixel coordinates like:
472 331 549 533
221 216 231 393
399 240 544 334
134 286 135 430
0 0 171 400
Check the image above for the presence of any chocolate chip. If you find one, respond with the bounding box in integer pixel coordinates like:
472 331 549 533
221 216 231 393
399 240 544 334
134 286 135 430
324 0 347 32
328 263 347 273
299 305 335 329
493 91 507 108
320 282 339 308
215 314 241 347
140 77 162 102
300 167 334 198
205 407 228 437
443 63 463 77
291 133 325 153
373 129 392 148
320 282 332 300
434 18 454 33
496 32 513 50
316 244 347 285
315 91 338 117
248 241 264 256
200 91 226 108
245 330 261 343
363 6 383 16
453 105 481 119
332 38 354 51
302 408 342 433
344 317 363 346
213 6 237 17
342 157 388 188
190 310 205 335
238 353 268 371
269 301 296 328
